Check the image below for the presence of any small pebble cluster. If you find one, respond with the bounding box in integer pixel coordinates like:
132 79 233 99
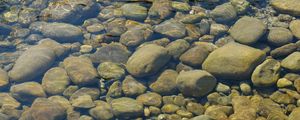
2 0 300 120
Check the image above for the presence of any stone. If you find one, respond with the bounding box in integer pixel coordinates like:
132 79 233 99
97 62 125 80
71 95 95 109
215 83 231 93
0 69 8 88
290 20 300 39
281 52 300 72
190 115 214 120
203 42 266 80
19 98 66 120
88 43 131 64
150 69 178 95
121 4 148 21
294 79 300 93
126 44 170 77
120 24 153 47
63 56 98 85
80 45 93 53
105 18 127 36
63 85 79 98
136 92 162 107
229 96 256 120
39 38 67 58
267 27 293 46
40 0 98 24
122 75 147 97
40 22 83 42
186 102 205 116
205 105 232 120
161 104 180 114
106 81 123 102
176 110 193 118
166 39 190 59
154 19 186 39
179 45 210 67
10 82 46 103
270 43 297 58
176 70 217 97
86 23 104 33
171 1 191 12
229 16 266 45
70 87 100 101
210 3 237 23
8 45 56 82
240 83 252 95
48 95 72 112
0 93 20 108
230 0 250 14
271 0 300 16
251 59 281 87
42 67 70 95
89 100 114 120
270 91 295 104
111 97 144 118
258 99 288 120
210 23 229 36
277 78 293 88
289 107 300 120
145 0 172 24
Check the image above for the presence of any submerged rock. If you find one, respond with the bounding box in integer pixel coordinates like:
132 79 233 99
0 93 20 108
176 70 217 97
150 69 178 95
136 92 162 107
122 75 147 97
126 44 171 77
271 0 300 16
229 16 266 45
89 100 114 120
120 24 153 47
111 97 144 118
42 67 70 95
281 52 300 72
0 69 9 88
10 82 47 103
97 62 125 80
210 3 237 23
19 98 66 120
63 56 98 85
202 42 266 80
154 19 186 39
121 4 148 21
289 20 300 39
8 45 56 82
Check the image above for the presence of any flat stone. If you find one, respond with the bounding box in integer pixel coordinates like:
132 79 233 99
229 96 256 120
10 82 46 103
154 19 186 39
126 44 170 77
271 0 300 16
229 16 266 45
251 59 281 87
42 67 70 95
270 43 297 58
0 93 20 108
111 97 144 118
176 70 217 97
71 95 95 109
268 27 293 46
179 45 210 67
40 22 83 42
281 52 300 72
97 62 125 80
121 4 148 21
89 100 114 120
289 107 300 120
166 39 190 59
270 91 295 104
70 87 100 101
202 42 266 80
145 0 172 24
63 56 98 85
120 24 153 47
136 92 162 107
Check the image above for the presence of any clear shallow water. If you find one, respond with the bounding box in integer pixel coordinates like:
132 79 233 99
0 0 300 120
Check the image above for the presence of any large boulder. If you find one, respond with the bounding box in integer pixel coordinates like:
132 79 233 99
111 97 144 118
126 44 171 77
229 16 266 45
19 98 66 120
9 45 56 82
271 0 300 16
63 56 98 85
202 42 266 80
176 70 217 97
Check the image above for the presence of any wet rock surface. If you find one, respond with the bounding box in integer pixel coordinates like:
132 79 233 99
2 0 300 119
